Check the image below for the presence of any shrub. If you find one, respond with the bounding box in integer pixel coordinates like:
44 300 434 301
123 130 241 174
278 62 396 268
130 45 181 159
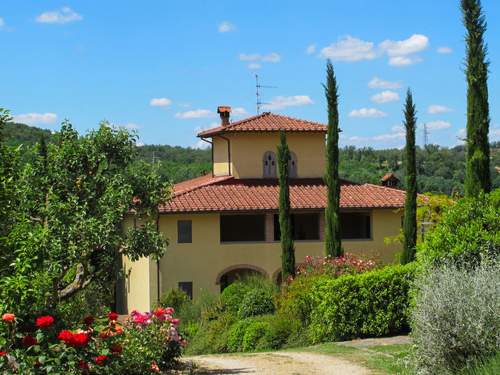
227 319 253 352
238 288 275 318
460 352 500 375
0 308 183 374
221 275 276 315
296 253 377 278
242 320 271 352
308 263 416 343
411 262 500 374
277 274 330 325
159 288 190 312
418 190 500 268
259 314 301 350
220 282 252 314
185 311 235 355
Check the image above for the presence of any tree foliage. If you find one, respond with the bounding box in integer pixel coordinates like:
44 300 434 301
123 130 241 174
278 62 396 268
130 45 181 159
324 60 342 257
277 131 295 280
402 90 418 264
0 119 169 317
462 0 491 197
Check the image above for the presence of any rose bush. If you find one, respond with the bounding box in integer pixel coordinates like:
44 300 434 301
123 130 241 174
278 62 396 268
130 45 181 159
0 308 184 374
295 253 376 278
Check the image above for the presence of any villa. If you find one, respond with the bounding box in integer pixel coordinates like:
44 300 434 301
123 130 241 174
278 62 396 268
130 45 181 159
118 106 407 312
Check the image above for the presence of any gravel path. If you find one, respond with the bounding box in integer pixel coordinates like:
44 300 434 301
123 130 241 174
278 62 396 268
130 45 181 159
185 351 371 374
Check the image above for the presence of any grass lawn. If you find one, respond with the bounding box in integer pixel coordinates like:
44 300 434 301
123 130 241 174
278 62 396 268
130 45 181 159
297 342 413 374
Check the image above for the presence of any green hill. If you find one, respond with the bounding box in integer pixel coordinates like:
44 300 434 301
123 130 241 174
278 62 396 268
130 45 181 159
3 122 499 192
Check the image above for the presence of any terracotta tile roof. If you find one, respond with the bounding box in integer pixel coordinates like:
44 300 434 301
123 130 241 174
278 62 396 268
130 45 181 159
197 112 327 137
160 175 406 213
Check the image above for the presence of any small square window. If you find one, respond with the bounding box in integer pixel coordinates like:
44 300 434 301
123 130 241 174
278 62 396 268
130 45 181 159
177 220 192 243
178 281 193 299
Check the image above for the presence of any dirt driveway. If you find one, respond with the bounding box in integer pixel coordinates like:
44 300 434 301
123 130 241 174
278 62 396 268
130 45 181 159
184 351 371 374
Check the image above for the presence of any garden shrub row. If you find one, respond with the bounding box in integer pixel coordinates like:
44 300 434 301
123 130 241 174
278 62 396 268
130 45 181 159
308 263 417 343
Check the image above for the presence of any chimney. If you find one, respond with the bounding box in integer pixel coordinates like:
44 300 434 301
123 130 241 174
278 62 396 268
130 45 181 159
217 106 231 126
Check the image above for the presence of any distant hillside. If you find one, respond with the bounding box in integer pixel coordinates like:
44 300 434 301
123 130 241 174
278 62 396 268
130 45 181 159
4 122 54 147
3 122 499 192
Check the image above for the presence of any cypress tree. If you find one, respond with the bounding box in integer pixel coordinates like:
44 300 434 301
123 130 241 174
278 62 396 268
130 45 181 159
277 131 295 280
324 60 342 257
402 89 417 264
462 0 491 196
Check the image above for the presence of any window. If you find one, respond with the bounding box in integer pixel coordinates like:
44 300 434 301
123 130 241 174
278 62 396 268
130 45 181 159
274 213 320 241
178 281 193 299
220 214 265 242
177 220 192 243
263 151 277 178
341 212 371 239
288 152 298 178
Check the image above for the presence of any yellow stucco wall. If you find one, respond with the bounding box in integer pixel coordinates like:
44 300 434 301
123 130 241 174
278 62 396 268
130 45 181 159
120 208 402 311
151 209 401 303
213 137 230 176
211 132 326 179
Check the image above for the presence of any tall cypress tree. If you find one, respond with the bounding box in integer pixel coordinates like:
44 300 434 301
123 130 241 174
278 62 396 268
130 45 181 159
402 89 417 264
324 60 342 257
462 0 491 196
277 131 295 280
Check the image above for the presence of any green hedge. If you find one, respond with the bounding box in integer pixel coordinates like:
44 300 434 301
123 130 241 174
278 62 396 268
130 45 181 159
308 263 417 343
417 189 500 267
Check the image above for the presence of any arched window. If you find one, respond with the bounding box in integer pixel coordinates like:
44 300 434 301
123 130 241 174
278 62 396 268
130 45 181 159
288 152 298 178
263 151 277 178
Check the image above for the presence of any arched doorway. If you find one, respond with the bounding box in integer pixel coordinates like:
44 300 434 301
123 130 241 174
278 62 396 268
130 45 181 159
216 265 267 292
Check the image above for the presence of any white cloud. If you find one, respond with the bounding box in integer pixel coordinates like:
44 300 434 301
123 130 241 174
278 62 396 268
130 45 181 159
13 112 58 125
368 77 402 89
36 7 82 24
232 107 247 117
428 104 452 114
437 46 453 54
389 55 422 66
136 141 145 147
379 34 429 57
319 36 376 62
348 108 387 118
247 63 261 70
175 109 215 119
425 120 452 130
239 52 281 63
218 21 235 33
371 90 400 104
119 123 141 130
345 125 405 145
0 17 5 29
150 98 172 107
306 44 316 55
261 95 313 111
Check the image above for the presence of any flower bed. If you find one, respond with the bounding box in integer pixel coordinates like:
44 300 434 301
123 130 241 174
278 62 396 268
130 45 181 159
296 253 377 278
0 308 184 374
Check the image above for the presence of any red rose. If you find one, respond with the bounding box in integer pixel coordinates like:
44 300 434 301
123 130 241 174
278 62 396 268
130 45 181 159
83 316 94 326
95 355 109 366
153 307 166 317
36 315 54 329
58 330 73 343
58 330 89 348
78 360 89 370
108 311 119 321
22 335 38 347
110 343 123 354
0 351 7 357
71 332 89 347
2 313 15 322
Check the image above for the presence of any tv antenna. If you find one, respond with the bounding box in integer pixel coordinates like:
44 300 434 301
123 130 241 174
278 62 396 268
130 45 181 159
255 74 277 114
423 122 429 149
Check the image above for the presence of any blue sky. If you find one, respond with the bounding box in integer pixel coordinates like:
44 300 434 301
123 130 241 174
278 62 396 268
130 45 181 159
1 0 499 149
